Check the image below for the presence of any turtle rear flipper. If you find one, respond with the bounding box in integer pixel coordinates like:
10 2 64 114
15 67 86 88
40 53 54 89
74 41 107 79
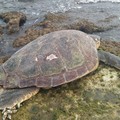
0 87 39 119
98 50 120 70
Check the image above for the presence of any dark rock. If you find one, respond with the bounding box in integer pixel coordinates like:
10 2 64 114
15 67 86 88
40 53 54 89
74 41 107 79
64 19 106 33
12 12 107 48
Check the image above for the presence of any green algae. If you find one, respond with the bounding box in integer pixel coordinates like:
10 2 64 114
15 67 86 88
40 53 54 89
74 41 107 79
12 12 107 48
7 64 119 120
1 53 120 120
0 43 120 120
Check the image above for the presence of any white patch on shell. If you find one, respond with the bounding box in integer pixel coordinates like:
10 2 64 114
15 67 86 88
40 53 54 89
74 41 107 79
46 54 58 61
35 57 38 62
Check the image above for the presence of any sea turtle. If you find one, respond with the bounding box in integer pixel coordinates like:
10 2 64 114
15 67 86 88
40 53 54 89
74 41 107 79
0 30 120 119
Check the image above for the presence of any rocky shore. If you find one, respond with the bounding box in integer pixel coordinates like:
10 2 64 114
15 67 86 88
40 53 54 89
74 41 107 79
0 5 120 120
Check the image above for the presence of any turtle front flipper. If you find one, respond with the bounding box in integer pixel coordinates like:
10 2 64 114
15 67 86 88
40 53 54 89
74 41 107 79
0 87 39 120
98 50 120 70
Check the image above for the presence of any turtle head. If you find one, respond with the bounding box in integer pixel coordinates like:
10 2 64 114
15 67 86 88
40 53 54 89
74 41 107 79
89 34 101 49
0 66 6 86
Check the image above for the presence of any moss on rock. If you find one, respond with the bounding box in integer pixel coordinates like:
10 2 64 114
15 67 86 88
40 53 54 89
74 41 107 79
0 11 26 34
0 25 3 37
0 55 11 65
12 12 107 48
9 40 120 120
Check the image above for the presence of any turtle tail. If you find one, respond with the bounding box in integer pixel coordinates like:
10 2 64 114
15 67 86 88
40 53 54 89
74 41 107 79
98 50 120 70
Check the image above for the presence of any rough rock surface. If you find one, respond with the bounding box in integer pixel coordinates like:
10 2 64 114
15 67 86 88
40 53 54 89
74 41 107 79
0 11 120 120
12 13 107 48
0 11 26 34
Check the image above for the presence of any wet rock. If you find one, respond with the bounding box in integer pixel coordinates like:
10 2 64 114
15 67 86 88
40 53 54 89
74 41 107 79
0 11 26 34
12 12 107 48
44 12 68 23
64 19 106 33
12 13 68 47
42 13 108 33
0 4 120 120
98 15 118 23
12 28 52 47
